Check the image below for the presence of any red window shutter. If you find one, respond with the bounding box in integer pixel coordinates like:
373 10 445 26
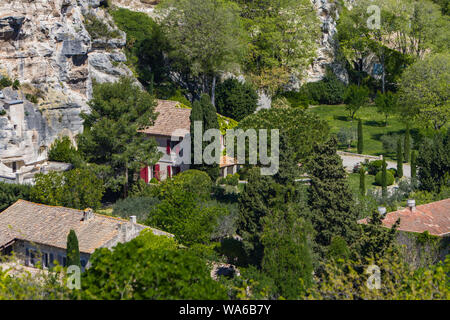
167 166 172 178
154 164 160 181
140 167 148 184
166 140 171 154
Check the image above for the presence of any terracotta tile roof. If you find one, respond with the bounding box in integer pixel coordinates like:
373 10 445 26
220 155 238 168
0 200 169 253
140 100 191 137
358 198 450 236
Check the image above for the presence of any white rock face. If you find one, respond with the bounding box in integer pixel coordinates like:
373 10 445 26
0 0 134 174
306 0 348 84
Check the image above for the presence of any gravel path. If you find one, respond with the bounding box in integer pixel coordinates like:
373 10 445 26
339 153 411 177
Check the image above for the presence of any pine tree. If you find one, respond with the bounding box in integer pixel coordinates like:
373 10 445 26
359 166 366 196
357 119 363 154
381 158 388 199
411 150 417 179
397 138 403 178
274 131 298 185
307 137 358 255
67 229 80 268
404 122 411 163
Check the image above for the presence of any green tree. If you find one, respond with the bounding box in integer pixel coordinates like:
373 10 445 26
416 131 450 192
359 166 366 197
357 119 364 154
215 78 258 121
31 169 105 210
374 91 397 126
77 78 160 197
236 0 320 95
397 53 450 130
261 209 314 299
411 150 417 178
48 136 84 167
78 232 227 299
344 85 369 123
404 123 411 163
190 94 220 181
158 0 245 102
0 182 32 211
66 230 80 268
306 137 358 255
397 138 403 178
381 158 388 199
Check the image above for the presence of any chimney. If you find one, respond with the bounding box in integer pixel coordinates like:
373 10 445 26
377 206 386 215
130 216 137 224
83 208 94 221
407 199 416 212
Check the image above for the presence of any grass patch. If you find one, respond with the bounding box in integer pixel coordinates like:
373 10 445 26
347 173 376 195
308 104 408 160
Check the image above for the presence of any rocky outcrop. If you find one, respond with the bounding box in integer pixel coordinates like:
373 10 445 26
0 0 134 174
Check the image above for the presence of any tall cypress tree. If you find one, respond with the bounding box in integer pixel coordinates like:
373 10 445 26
359 166 366 196
357 119 363 154
397 138 403 178
411 150 417 179
381 158 388 199
67 229 81 268
404 123 411 163
189 94 220 181
307 137 358 255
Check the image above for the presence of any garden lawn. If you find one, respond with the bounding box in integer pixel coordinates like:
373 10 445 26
347 173 377 195
308 104 408 160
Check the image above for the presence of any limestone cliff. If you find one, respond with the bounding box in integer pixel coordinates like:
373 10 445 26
0 0 133 173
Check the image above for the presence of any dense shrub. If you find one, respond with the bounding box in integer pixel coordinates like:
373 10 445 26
0 182 33 211
218 173 240 186
279 91 309 109
157 169 212 201
215 78 258 121
112 196 160 222
84 13 120 40
375 170 395 186
0 76 12 89
367 160 383 175
298 69 346 105
48 136 83 167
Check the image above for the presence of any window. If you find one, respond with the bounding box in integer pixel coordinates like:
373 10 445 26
12 162 16 173
166 139 171 154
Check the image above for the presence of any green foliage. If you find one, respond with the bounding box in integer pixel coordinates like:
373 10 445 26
158 0 245 97
237 0 320 94
306 137 359 254
359 166 366 196
411 150 417 178
238 108 329 165
12 79 20 90
66 230 80 268
344 85 369 121
190 94 220 180
31 169 105 210
397 138 403 178
48 136 84 167
298 69 347 105
404 123 411 163
215 78 258 121
0 182 32 211
78 231 227 299
77 78 160 198
398 53 450 130
111 8 170 89
261 209 314 298
308 253 450 300
112 196 160 222
83 13 120 39
218 173 240 186
357 119 363 154
336 127 354 149
375 169 395 187
25 93 39 104
157 169 213 201
327 236 351 261
0 76 12 89
417 131 450 192
375 91 397 126
147 185 226 246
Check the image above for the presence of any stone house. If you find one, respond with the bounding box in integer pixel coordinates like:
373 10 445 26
0 200 172 271
140 100 239 182
358 198 450 266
